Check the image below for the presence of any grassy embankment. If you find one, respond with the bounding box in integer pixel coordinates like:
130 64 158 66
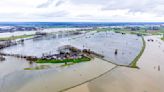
0 35 34 40
161 37 164 41
161 29 164 40
130 36 146 68
36 56 91 64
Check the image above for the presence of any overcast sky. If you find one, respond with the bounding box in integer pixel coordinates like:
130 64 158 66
0 0 164 22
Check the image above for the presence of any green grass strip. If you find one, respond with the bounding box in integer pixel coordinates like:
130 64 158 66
36 56 91 64
130 36 146 68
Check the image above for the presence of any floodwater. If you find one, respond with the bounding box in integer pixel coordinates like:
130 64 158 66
0 30 143 92
0 56 115 92
0 56 62 92
65 36 164 92
0 28 88 38
69 31 143 65
1 31 143 65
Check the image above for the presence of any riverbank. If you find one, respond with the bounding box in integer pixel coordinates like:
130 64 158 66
65 35 164 92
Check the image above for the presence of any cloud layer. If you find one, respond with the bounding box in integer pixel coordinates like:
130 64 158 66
0 0 164 22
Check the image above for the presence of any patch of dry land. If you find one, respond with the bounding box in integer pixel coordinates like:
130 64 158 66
66 36 164 92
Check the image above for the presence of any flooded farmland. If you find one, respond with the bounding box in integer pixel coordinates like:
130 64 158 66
1 31 143 65
0 29 143 92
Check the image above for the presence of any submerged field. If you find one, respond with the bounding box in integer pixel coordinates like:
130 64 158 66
1 31 143 65
0 28 149 92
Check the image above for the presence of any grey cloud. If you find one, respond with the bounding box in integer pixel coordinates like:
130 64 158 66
35 11 69 17
36 0 164 15
101 0 164 14
37 0 65 8
35 0 164 18
55 0 64 7
37 0 54 8
70 0 107 5
70 0 164 15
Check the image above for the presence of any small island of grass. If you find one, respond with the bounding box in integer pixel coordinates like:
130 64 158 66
36 56 91 64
